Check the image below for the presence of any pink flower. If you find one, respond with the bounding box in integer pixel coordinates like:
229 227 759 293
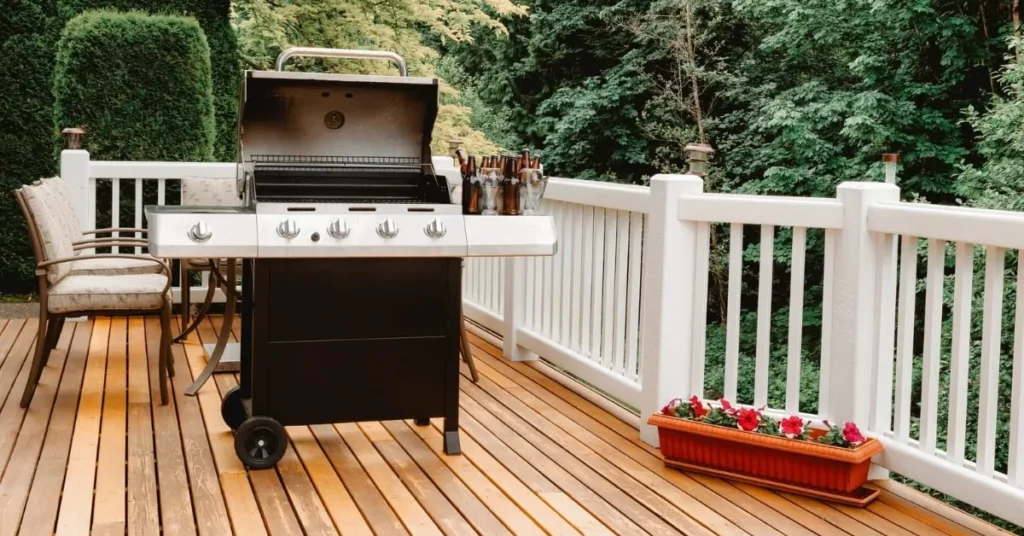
843 422 865 446
689 396 707 419
661 398 681 416
780 416 804 438
736 408 761 431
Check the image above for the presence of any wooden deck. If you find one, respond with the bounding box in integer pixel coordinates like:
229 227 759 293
0 315 1011 536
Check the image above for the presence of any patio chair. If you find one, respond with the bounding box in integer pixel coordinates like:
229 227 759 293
39 176 163 277
16 182 175 407
175 177 242 342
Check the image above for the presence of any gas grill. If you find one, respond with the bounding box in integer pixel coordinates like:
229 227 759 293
145 48 556 469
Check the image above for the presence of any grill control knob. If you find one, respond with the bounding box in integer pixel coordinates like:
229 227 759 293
376 219 399 239
424 218 447 239
277 219 300 239
188 221 212 242
327 219 351 239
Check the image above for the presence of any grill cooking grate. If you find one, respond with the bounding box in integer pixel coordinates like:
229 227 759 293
251 155 422 166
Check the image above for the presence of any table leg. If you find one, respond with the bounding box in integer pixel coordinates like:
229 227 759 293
185 259 237 396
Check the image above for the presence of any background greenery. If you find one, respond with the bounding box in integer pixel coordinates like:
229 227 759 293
2 0 1024 528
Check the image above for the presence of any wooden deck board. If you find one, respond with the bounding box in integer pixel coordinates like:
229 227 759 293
0 315 1009 536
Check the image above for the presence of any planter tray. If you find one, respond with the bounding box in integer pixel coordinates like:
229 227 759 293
663 459 881 507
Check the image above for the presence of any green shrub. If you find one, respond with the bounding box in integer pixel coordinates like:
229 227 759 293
56 0 239 159
53 10 215 161
0 1 61 292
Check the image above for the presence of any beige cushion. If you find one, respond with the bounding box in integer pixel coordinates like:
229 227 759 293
40 177 81 238
70 256 165 276
48 273 168 314
21 183 75 285
181 177 239 207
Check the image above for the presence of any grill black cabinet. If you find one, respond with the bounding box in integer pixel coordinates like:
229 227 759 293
227 257 463 468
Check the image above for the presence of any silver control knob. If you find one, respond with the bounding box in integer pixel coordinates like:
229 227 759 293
327 219 351 239
187 221 212 242
424 218 447 239
277 219 300 239
376 218 399 239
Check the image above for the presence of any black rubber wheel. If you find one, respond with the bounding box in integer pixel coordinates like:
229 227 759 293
221 386 246 431
234 416 287 470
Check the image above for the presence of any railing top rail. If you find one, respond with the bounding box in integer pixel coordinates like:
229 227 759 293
678 192 845 229
88 161 237 180
545 177 651 213
869 201 1024 249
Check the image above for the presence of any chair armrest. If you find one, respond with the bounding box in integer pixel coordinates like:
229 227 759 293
38 254 171 292
80 227 148 236
73 238 148 249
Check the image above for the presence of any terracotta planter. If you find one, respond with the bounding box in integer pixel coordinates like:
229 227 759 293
648 414 883 497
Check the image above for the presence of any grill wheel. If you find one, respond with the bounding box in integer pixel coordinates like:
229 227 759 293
234 415 287 470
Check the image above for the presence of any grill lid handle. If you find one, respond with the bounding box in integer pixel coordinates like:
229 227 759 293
274 47 408 77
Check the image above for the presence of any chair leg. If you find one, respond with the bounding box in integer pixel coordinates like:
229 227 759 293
159 300 172 405
180 265 191 332
41 317 62 367
21 312 51 408
460 304 479 383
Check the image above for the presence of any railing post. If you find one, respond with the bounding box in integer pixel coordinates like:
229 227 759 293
829 182 899 429
503 257 537 361
60 148 93 232
639 174 704 446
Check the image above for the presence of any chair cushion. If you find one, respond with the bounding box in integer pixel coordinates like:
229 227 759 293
40 177 82 239
181 177 239 207
48 273 168 314
21 182 75 285
70 255 165 276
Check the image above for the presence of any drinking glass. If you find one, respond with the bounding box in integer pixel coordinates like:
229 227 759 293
521 168 548 215
480 168 501 215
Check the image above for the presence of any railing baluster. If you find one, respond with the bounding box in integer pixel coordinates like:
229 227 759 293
978 246 1005 476
1010 251 1024 487
570 204 584 351
948 242 974 464
894 235 919 442
786 226 807 413
920 238 945 453
872 231 898 434
561 206 575 346
819 229 836 416
725 222 743 401
626 211 644 381
111 178 120 243
755 225 775 407
602 211 618 370
591 208 606 362
134 178 143 254
552 204 564 342
157 177 166 206
692 222 711 397
580 206 594 356
613 210 630 374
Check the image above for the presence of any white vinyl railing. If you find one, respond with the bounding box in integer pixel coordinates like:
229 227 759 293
58 150 1024 526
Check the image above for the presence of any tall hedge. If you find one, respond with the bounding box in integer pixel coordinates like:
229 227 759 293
0 1 61 291
56 0 239 160
53 11 215 161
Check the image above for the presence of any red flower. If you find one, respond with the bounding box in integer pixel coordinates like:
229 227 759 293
719 398 736 415
661 398 681 416
689 396 707 419
736 408 761 431
780 416 804 438
843 422 865 446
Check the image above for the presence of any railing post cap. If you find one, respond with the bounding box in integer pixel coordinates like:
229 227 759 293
837 181 899 192
650 173 704 184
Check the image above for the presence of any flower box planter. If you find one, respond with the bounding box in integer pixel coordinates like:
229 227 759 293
649 413 885 506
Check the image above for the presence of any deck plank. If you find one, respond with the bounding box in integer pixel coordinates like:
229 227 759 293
397 419 546 536
93 318 128 535
127 318 160 536
56 317 110 536
310 423 408 536
0 322 75 536
0 315 1006 536
18 321 90 536
382 420 520 536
